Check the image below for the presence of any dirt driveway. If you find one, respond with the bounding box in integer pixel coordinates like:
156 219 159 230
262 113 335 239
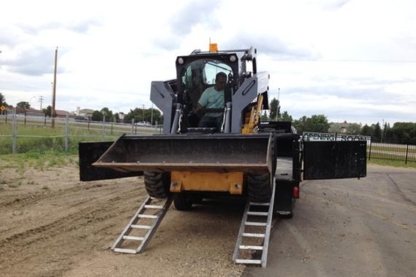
1 157 415 277
0 156 244 277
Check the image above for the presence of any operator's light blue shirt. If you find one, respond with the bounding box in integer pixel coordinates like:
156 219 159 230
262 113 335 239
198 86 224 117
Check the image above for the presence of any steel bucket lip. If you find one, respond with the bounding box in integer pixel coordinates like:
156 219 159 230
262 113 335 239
120 133 272 140
93 133 273 174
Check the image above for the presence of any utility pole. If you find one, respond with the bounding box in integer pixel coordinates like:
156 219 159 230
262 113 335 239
381 119 384 143
51 47 58 128
39 96 44 110
275 88 280 121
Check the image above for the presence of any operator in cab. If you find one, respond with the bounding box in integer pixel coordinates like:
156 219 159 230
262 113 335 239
194 72 227 132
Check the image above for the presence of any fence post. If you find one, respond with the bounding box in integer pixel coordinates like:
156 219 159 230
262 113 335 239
132 119 135 135
101 116 105 141
405 144 409 165
368 140 372 161
12 108 17 154
65 114 69 152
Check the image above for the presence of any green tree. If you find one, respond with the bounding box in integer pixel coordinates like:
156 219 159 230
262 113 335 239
91 110 103 121
0 92 8 106
293 116 308 133
346 123 362 135
261 111 269 121
391 122 416 144
281 111 292 122
100 107 113 122
42 105 52 117
125 107 162 124
372 122 382 142
361 124 373 137
329 123 343 133
309 114 330 132
17 101 30 109
269 98 279 120
293 114 329 133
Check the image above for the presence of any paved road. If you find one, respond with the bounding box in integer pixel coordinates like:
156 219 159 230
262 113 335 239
243 164 416 277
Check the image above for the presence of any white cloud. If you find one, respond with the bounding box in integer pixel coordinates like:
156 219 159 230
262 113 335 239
1 0 416 126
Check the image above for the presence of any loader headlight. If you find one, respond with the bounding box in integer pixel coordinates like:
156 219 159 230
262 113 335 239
229 55 237 62
178 57 185 65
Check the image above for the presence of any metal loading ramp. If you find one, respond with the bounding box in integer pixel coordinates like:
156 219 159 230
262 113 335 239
233 179 276 267
92 133 272 174
112 196 172 254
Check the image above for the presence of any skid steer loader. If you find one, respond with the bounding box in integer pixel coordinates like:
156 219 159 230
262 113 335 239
79 45 367 267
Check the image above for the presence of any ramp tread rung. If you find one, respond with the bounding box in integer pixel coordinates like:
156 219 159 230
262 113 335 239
235 259 262 265
131 224 151 230
113 248 137 254
243 233 265 238
137 214 158 219
239 245 264 250
249 202 270 206
247 211 268 216
245 221 267 226
144 205 163 209
123 235 144 241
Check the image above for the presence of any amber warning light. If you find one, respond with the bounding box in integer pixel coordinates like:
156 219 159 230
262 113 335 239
209 43 218 52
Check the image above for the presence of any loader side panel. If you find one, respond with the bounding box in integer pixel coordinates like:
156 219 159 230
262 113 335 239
79 142 143 181
303 141 367 180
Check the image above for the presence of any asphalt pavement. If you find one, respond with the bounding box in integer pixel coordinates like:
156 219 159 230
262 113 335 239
243 164 416 277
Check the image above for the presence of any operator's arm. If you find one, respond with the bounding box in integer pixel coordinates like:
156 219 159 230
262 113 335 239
194 89 208 113
195 103 204 112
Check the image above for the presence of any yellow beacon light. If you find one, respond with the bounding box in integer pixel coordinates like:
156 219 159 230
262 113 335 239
209 43 218 52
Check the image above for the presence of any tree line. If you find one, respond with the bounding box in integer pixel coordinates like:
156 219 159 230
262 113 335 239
0 93 163 125
266 97 416 145
2 93 415 144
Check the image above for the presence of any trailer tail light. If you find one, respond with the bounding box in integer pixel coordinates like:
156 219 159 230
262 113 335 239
293 186 299 198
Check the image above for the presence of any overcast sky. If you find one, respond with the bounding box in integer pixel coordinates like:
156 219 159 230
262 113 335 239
1 0 415 126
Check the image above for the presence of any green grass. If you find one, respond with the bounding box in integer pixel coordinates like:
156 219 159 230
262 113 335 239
368 158 416 169
369 145 416 154
0 121 157 155
0 152 78 170
1 121 415 170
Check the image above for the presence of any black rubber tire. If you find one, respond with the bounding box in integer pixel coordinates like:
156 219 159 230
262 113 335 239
279 212 294 219
247 172 272 202
144 171 171 199
276 198 295 219
173 193 193 211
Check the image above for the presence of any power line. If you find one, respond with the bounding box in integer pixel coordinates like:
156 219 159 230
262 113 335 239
266 58 416 64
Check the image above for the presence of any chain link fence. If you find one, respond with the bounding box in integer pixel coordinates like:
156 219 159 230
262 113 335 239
0 110 160 155
1 113 416 164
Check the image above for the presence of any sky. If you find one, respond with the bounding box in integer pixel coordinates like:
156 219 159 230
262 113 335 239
1 0 415 126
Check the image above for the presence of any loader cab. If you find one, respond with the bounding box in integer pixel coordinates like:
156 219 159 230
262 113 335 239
176 55 238 131
151 47 263 135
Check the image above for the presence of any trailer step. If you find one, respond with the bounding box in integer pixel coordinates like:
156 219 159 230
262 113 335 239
112 196 172 254
233 180 276 268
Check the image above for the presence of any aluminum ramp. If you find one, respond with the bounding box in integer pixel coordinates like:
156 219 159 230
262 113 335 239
112 196 172 254
233 180 276 267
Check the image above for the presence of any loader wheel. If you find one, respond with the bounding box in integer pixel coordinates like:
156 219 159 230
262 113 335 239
144 171 171 199
247 173 271 203
173 193 193 211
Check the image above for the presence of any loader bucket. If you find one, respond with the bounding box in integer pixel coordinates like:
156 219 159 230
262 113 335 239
93 133 273 174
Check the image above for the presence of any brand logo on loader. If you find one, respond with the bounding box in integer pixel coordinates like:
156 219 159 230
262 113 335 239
303 132 370 142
